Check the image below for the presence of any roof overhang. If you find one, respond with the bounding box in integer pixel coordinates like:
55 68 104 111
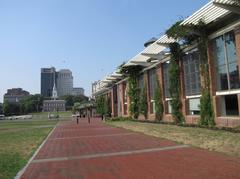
213 0 240 15
181 1 230 26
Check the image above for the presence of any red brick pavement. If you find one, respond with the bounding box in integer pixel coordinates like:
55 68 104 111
19 118 240 179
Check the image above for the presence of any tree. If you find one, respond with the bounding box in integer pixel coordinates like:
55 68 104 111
3 101 11 116
60 95 88 107
20 94 44 114
0 103 3 114
3 101 21 116
72 102 81 114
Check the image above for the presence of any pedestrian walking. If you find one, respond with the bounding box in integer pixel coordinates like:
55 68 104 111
88 113 90 124
87 108 91 124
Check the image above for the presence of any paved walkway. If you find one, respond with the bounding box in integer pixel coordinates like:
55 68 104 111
20 118 240 179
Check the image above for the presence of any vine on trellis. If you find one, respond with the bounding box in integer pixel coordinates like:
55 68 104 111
119 65 143 119
168 42 185 123
154 74 163 121
139 75 148 119
166 19 215 126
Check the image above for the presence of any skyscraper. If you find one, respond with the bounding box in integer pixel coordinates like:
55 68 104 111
41 67 56 97
56 69 73 97
41 67 84 98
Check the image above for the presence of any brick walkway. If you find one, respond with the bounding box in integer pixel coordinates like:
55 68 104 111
20 118 240 179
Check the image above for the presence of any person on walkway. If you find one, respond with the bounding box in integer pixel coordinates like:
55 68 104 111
75 112 80 124
88 113 91 124
87 108 91 124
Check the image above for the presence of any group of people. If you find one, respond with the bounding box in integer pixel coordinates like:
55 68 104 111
74 112 91 124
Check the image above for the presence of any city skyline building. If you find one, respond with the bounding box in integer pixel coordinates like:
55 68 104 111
56 69 73 97
72 87 84 96
41 67 84 98
41 67 56 97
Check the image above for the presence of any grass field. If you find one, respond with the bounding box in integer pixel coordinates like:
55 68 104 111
0 112 72 179
106 120 240 157
31 111 72 119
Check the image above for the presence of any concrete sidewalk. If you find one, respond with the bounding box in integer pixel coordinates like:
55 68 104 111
20 118 240 179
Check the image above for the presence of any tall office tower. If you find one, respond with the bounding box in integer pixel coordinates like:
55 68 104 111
72 87 84 96
41 67 56 97
56 69 73 97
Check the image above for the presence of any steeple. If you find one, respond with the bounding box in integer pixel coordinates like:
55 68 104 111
52 71 58 100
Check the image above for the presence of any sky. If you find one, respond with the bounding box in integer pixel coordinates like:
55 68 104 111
0 0 209 102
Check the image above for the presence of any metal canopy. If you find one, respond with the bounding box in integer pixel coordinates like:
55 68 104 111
181 1 230 26
156 35 176 45
142 42 166 55
95 0 237 95
124 61 138 67
123 34 174 68
110 72 123 79
213 0 240 14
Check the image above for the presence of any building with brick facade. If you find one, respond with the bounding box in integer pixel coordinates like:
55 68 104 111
4 88 30 104
92 0 240 127
42 100 66 112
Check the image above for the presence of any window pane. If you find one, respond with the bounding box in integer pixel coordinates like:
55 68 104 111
216 65 228 90
183 51 200 96
138 74 144 93
148 69 156 100
213 36 226 66
167 101 172 114
213 31 238 91
163 63 170 98
228 62 240 89
225 95 239 116
189 98 200 115
225 32 237 63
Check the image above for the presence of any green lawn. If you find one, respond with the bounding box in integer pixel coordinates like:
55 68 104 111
0 119 60 179
31 111 72 119
106 120 240 157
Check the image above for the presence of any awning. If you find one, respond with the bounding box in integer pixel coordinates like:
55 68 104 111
181 1 230 26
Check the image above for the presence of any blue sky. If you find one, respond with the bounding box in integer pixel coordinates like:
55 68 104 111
0 0 209 102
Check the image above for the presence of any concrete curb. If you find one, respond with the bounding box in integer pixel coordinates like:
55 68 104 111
14 123 59 179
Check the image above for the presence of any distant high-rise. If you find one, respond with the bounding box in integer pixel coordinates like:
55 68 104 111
56 69 73 97
41 67 56 97
41 67 84 98
72 87 84 96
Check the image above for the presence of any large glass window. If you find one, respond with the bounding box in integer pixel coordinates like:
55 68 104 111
122 82 128 115
138 74 144 94
163 62 170 98
183 51 201 96
212 31 240 91
148 69 156 100
148 69 156 113
220 95 239 116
